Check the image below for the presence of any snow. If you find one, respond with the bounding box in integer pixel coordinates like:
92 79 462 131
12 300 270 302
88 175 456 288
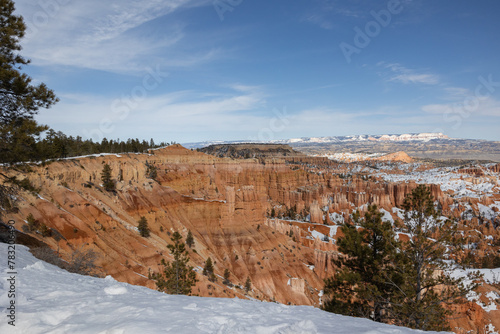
392 207 405 220
464 289 498 312
308 228 333 243
0 244 434 333
484 292 500 312
478 204 496 220
478 268 500 285
183 133 450 149
380 209 394 225
182 195 227 204
61 153 124 160
450 267 500 313
324 152 384 162
310 229 326 240
329 212 345 225
485 324 498 334
17 153 129 165
328 225 340 237
303 263 315 271
277 133 449 144
375 166 499 199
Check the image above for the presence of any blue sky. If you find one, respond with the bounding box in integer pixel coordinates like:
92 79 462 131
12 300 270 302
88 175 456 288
15 0 500 143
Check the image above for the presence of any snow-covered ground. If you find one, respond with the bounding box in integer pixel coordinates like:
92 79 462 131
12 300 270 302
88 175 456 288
0 244 436 334
375 166 499 199
450 268 500 315
323 152 384 162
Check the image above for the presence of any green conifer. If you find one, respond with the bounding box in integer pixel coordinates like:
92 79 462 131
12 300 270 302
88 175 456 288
137 216 150 238
203 257 217 282
26 213 37 231
0 0 58 124
145 161 157 181
185 230 194 248
150 232 198 295
323 187 480 331
391 185 479 331
244 276 252 293
223 268 231 286
100 164 115 191
323 204 400 323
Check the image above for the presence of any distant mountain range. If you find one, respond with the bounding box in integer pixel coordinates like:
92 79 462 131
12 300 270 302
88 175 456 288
272 132 450 144
183 133 451 149
183 133 500 162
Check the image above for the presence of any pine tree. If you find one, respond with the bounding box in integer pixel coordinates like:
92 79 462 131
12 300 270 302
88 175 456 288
0 0 58 211
323 204 401 323
145 161 157 181
26 213 37 231
25 212 51 236
323 189 479 331
0 118 48 163
0 0 58 124
270 207 276 218
223 268 231 286
150 232 198 295
137 216 150 238
39 223 52 237
185 230 194 248
390 185 479 331
203 257 217 282
244 276 252 293
100 164 115 191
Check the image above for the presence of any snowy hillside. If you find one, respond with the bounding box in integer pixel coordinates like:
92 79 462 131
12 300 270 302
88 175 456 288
0 244 435 334
374 164 500 199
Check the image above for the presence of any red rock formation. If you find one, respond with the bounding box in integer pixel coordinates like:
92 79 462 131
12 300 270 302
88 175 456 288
372 151 413 163
1 144 498 332
490 163 500 173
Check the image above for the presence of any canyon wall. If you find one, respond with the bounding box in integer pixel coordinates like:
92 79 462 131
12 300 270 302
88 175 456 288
1 145 499 332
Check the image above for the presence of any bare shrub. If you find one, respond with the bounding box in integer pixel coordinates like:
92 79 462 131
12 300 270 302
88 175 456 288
30 247 65 268
30 245 103 277
66 247 103 277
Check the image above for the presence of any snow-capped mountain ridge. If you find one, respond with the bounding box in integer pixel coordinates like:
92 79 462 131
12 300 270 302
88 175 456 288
183 133 450 149
272 133 450 144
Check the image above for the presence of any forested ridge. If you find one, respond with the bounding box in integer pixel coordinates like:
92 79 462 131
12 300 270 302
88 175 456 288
0 126 171 164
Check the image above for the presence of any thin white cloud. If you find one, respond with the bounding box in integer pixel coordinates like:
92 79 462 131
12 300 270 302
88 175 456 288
302 13 335 30
390 73 439 85
15 0 213 73
38 85 477 142
35 85 267 140
226 84 265 94
301 0 370 30
151 95 265 118
443 86 471 100
379 62 440 85
422 96 500 117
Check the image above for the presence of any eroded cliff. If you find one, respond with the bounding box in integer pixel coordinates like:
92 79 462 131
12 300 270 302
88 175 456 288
2 144 499 332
